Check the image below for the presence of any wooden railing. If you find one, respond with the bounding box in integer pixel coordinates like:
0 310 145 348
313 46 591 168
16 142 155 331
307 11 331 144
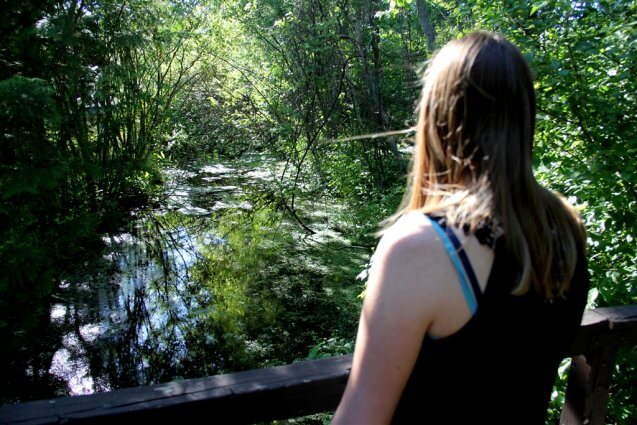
1 305 636 424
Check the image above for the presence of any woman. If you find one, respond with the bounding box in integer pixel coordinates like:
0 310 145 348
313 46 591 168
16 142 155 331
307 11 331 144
333 31 589 424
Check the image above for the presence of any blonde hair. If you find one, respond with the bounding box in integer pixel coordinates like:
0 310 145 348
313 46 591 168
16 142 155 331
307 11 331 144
400 31 585 298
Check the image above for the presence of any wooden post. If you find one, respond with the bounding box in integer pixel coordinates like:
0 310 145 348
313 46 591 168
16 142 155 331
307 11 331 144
561 334 619 424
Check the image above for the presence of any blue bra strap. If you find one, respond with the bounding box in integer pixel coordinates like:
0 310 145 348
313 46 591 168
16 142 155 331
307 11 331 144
440 222 483 303
429 217 481 314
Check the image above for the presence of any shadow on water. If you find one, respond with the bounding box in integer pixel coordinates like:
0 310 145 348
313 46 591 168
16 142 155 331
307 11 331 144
8 155 368 400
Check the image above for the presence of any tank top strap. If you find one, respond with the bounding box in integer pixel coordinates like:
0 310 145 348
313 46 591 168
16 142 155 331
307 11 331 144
428 215 483 314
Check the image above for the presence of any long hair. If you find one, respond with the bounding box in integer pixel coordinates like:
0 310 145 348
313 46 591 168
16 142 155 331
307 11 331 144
401 31 585 298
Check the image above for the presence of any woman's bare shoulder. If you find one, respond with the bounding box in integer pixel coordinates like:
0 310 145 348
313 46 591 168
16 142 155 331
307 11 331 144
370 212 452 299
375 213 443 262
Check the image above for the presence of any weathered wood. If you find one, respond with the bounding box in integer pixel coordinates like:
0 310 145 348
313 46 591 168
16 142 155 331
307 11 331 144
561 355 592 425
561 305 637 425
1 306 635 425
566 305 637 356
0 355 352 424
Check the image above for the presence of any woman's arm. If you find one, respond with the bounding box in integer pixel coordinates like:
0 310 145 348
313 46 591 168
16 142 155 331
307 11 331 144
332 215 454 424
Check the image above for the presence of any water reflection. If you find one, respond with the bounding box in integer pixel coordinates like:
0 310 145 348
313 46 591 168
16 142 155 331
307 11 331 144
27 156 366 399
47 164 240 395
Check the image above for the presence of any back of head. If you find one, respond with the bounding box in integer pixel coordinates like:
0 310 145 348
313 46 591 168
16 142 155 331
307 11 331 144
404 31 585 298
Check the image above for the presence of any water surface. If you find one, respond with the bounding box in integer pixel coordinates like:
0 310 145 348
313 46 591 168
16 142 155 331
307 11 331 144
39 156 366 397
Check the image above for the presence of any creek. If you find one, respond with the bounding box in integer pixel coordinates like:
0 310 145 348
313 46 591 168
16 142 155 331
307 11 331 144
30 155 367 398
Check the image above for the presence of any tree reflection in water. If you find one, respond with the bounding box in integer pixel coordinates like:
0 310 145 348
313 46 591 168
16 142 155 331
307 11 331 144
9 158 366 401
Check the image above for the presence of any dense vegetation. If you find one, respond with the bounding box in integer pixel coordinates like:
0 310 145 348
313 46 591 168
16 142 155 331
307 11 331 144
1 0 635 422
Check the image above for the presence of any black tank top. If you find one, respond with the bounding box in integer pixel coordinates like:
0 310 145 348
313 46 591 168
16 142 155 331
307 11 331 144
391 218 590 424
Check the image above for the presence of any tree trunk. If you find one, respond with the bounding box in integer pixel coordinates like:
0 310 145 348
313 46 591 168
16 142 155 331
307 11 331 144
416 0 436 52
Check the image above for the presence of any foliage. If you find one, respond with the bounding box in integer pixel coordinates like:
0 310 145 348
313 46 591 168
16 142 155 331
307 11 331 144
190 206 360 371
2 0 636 420
307 337 354 360
0 0 218 401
